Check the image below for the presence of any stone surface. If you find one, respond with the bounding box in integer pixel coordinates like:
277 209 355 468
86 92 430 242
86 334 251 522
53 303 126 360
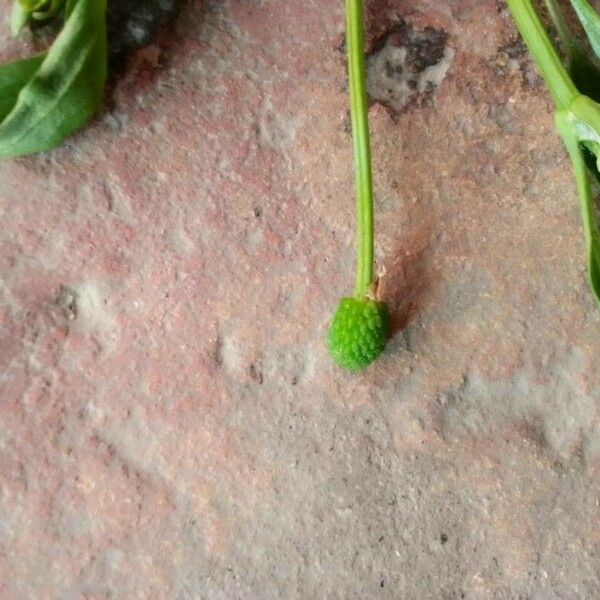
1 0 600 598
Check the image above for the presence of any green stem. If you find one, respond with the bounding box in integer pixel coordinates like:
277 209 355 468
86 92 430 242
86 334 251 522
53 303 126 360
507 0 578 109
557 115 594 252
346 0 374 297
543 0 577 66
556 110 600 304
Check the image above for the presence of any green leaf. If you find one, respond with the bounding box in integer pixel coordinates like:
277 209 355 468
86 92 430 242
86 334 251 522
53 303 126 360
32 0 66 21
0 54 45 120
0 0 107 158
11 1 30 35
18 0 48 11
569 0 600 61
557 109 600 306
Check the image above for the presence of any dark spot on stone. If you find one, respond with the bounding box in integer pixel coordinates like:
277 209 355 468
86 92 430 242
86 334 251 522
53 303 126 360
370 22 448 74
55 285 78 320
440 532 448 544
253 207 262 218
406 27 447 73
343 111 352 135
495 38 542 89
249 363 263 384
213 334 223 367
291 376 298 385
366 20 452 114
500 39 527 59
385 60 403 78
380 580 385 588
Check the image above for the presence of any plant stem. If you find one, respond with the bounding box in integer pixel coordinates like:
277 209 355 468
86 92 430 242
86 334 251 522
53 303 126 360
569 0 600 60
507 0 578 109
543 0 576 66
346 0 374 298
556 109 600 304
557 114 594 254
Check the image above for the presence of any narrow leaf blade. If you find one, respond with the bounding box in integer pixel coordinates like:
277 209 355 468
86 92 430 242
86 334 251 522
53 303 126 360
569 0 600 60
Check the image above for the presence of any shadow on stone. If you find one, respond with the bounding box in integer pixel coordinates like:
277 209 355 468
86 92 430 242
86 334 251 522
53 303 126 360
383 228 434 337
107 0 187 68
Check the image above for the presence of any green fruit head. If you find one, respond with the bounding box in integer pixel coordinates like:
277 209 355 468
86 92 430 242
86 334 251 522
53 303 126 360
327 296 390 371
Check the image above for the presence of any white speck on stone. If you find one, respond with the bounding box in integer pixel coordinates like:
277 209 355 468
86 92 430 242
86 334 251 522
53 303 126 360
127 22 148 44
70 280 120 353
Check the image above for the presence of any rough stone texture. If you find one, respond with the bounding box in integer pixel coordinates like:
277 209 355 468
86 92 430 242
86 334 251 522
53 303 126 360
1 1 600 598
367 21 455 112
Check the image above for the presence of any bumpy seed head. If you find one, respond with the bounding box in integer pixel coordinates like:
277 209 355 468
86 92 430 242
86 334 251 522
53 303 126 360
327 297 390 371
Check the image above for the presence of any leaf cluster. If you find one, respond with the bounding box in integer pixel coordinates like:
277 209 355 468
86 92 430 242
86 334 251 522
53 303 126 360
0 0 106 158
